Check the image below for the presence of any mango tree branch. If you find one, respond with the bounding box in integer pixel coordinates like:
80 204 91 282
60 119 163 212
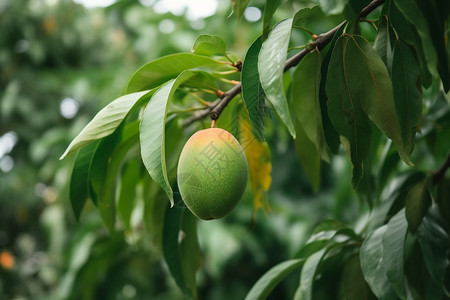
182 0 385 126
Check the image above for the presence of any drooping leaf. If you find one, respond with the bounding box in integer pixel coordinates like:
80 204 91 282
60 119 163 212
382 208 408 299
393 0 439 82
259 18 296 138
373 15 390 66
162 204 191 297
241 36 265 140
230 0 251 20
319 22 346 154
179 210 202 297
245 259 305 300
262 0 281 40
98 131 139 233
391 39 422 157
89 130 122 206
345 35 413 165
388 1 433 87
126 53 234 93
69 140 100 221
192 34 227 57
117 159 140 230
413 0 450 92
294 248 327 300
405 178 432 232
360 225 398 299
418 206 450 297
239 114 272 212
326 35 372 188
60 90 153 159
292 50 329 163
294 119 321 192
140 71 198 207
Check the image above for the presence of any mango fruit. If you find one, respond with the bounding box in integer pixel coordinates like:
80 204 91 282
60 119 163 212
177 128 248 220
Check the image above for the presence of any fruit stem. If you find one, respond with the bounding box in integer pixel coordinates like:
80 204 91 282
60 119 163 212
211 120 216 128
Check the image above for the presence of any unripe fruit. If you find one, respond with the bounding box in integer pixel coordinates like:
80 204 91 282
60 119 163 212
177 128 248 220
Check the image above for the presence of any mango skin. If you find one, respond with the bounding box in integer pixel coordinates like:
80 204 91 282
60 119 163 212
177 128 248 220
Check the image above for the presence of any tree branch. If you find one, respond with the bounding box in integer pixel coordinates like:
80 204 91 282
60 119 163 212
431 153 450 185
182 0 385 126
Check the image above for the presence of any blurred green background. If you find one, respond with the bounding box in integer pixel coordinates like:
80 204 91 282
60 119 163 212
0 0 365 299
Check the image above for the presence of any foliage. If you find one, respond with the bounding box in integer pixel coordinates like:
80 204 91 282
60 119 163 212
2 0 450 299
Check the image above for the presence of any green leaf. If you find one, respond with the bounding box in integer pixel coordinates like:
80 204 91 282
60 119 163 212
294 119 321 192
180 210 202 297
414 0 450 92
262 0 281 40
98 131 139 233
340 254 377 300
162 205 191 297
393 0 439 82
126 53 233 93
89 131 122 206
405 179 432 232
60 90 153 159
292 50 328 162
319 22 345 154
143 175 167 253
117 159 140 230
231 0 250 20
319 0 347 15
292 6 316 29
418 206 450 297
294 248 327 300
382 208 408 299
245 259 305 300
360 225 398 299
345 35 413 165
259 18 296 138
69 140 100 221
192 34 227 57
388 1 432 87
373 16 390 66
242 36 265 140
326 35 372 188
140 71 197 207
391 39 422 157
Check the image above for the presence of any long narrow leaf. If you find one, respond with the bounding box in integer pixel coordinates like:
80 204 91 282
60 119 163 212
245 259 305 300
382 208 408 299
360 225 398 299
98 132 139 233
242 36 265 140
294 248 327 300
259 18 296 138
127 53 233 93
345 35 412 165
140 71 198 206
60 90 153 159
326 35 372 188
391 39 422 156
292 50 328 162
69 140 100 220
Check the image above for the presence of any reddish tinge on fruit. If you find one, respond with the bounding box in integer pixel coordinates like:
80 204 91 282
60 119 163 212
177 128 248 220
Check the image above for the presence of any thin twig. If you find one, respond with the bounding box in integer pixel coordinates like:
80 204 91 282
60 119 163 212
182 0 385 126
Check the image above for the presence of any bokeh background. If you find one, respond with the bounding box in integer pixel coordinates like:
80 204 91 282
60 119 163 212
0 1 364 299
